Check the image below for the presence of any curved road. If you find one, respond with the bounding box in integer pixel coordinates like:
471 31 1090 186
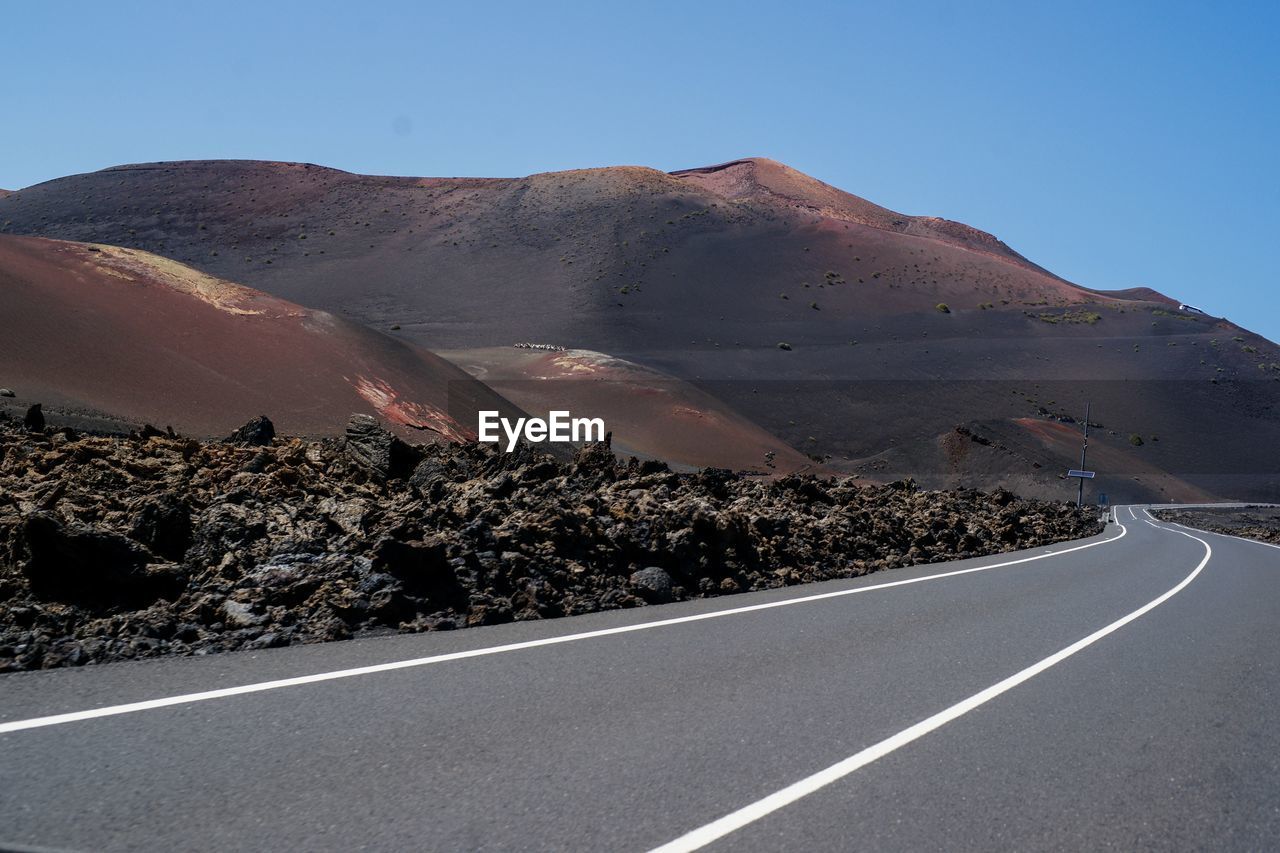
1 506 1278 851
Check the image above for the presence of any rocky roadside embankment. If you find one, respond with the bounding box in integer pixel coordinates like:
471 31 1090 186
0 413 1104 672
1152 506 1280 546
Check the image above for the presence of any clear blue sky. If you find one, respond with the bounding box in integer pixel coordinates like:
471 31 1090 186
4 1 1278 341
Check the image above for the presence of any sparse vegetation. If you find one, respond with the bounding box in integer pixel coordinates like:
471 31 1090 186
1129 434 1145 446
1036 310 1101 325
936 303 951 314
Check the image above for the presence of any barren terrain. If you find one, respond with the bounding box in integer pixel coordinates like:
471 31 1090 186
3 158 1278 501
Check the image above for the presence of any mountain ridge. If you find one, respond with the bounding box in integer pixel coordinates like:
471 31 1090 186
2 157 1276 501
1 156 1113 295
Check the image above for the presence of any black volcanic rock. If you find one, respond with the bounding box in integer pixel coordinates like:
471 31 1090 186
572 432 617 482
18 513 184 610
224 415 275 446
371 537 465 609
344 414 418 480
23 403 44 432
128 493 194 561
629 567 673 603
0 419 1103 672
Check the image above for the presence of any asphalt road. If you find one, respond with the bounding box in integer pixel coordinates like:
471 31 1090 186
1 506 1278 851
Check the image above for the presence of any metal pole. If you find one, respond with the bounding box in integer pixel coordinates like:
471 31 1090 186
1077 402 1090 507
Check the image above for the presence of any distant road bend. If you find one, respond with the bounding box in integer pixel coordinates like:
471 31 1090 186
2 506 1278 851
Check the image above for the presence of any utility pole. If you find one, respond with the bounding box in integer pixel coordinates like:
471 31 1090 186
1077 402 1091 508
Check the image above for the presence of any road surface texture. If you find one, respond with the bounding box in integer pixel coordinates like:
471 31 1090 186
1 506 1277 851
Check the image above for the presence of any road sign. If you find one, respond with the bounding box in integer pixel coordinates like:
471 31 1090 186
1067 469 1096 479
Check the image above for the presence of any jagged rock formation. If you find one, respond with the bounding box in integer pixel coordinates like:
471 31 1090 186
0 415 1102 671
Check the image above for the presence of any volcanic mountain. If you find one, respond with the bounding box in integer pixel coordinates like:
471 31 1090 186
0 235 813 472
2 158 1277 500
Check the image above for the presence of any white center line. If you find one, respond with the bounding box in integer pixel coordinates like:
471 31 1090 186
0 519 1130 735
648 518 1208 853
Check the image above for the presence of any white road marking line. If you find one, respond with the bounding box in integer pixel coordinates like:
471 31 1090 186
1144 507 1279 552
1170 522 1280 551
0 520 1130 735
649 517 1208 853
1146 508 1280 552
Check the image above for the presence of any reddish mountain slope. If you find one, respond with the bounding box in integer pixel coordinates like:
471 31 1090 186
673 158 1050 272
0 235 520 438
